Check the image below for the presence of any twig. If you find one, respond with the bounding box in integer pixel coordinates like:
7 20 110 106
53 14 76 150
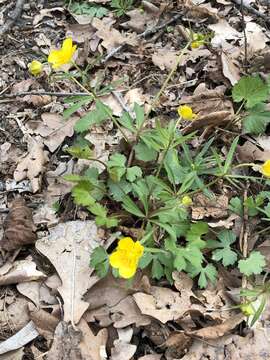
101 13 182 63
0 91 89 99
231 0 270 24
0 0 25 35
240 184 250 290
240 0 248 68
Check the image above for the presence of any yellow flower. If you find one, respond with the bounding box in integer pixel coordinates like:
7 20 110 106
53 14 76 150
191 33 206 49
178 105 197 120
48 38 77 69
261 160 270 177
109 237 144 279
28 60 43 76
181 195 193 206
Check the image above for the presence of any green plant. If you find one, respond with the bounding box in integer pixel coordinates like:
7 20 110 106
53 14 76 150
232 75 270 134
110 0 134 16
68 1 108 18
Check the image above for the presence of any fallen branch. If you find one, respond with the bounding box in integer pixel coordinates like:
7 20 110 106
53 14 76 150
231 0 270 24
0 0 26 35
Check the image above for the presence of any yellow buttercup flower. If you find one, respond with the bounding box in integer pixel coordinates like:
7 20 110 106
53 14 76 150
191 33 206 49
48 38 77 69
181 195 193 206
261 160 270 177
178 105 197 120
109 237 144 279
28 60 43 76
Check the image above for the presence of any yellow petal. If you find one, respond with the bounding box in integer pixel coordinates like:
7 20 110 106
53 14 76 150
118 262 137 279
28 60 43 76
109 250 124 268
134 241 144 257
118 237 134 250
48 38 76 69
261 160 270 177
178 105 196 121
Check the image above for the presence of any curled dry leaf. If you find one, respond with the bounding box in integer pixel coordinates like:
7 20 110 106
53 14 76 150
180 83 234 134
111 327 136 360
1 198 37 251
221 52 240 85
14 139 49 193
0 260 46 286
35 221 102 325
28 304 59 340
191 193 228 220
237 136 270 163
186 312 245 339
0 321 39 356
0 297 30 333
16 281 41 307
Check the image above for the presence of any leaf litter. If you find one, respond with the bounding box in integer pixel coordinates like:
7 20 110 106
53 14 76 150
1 0 270 358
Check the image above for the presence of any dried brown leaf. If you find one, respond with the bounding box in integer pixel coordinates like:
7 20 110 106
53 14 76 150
92 17 137 51
28 304 59 340
191 193 228 220
111 327 136 360
1 198 37 251
14 139 49 193
35 221 102 325
164 332 193 359
186 313 245 339
0 260 46 286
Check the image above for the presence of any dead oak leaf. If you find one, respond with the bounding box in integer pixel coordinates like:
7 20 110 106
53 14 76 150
35 221 102 325
14 138 49 193
133 286 192 324
111 327 136 360
26 113 79 153
191 193 228 220
92 17 137 51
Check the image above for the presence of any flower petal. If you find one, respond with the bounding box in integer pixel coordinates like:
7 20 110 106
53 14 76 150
118 262 137 279
261 160 270 177
118 237 134 250
109 251 123 269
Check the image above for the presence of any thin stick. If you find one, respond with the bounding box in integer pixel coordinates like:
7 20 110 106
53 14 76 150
231 0 270 24
240 0 248 68
0 0 25 35
0 91 89 99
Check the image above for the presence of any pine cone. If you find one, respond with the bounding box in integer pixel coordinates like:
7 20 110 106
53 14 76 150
1 198 37 251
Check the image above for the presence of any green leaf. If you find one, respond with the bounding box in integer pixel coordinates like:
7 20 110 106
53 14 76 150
232 75 269 108
178 171 196 194
186 222 208 248
122 196 145 217
75 100 112 133
174 250 186 271
134 142 157 162
66 145 92 159
152 259 164 280
71 182 95 207
212 230 238 267
108 179 132 201
238 251 266 276
118 111 135 132
90 246 108 268
63 96 92 119
243 106 270 135
108 167 126 182
164 149 183 185
182 246 203 268
198 264 217 289
223 136 239 174
88 203 107 217
126 166 142 182
107 153 127 168
139 252 153 269
229 197 243 216
69 2 108 18
95 260 110 277
134 103 144 129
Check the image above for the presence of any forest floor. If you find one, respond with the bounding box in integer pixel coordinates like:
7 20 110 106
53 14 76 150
1 0 270 359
